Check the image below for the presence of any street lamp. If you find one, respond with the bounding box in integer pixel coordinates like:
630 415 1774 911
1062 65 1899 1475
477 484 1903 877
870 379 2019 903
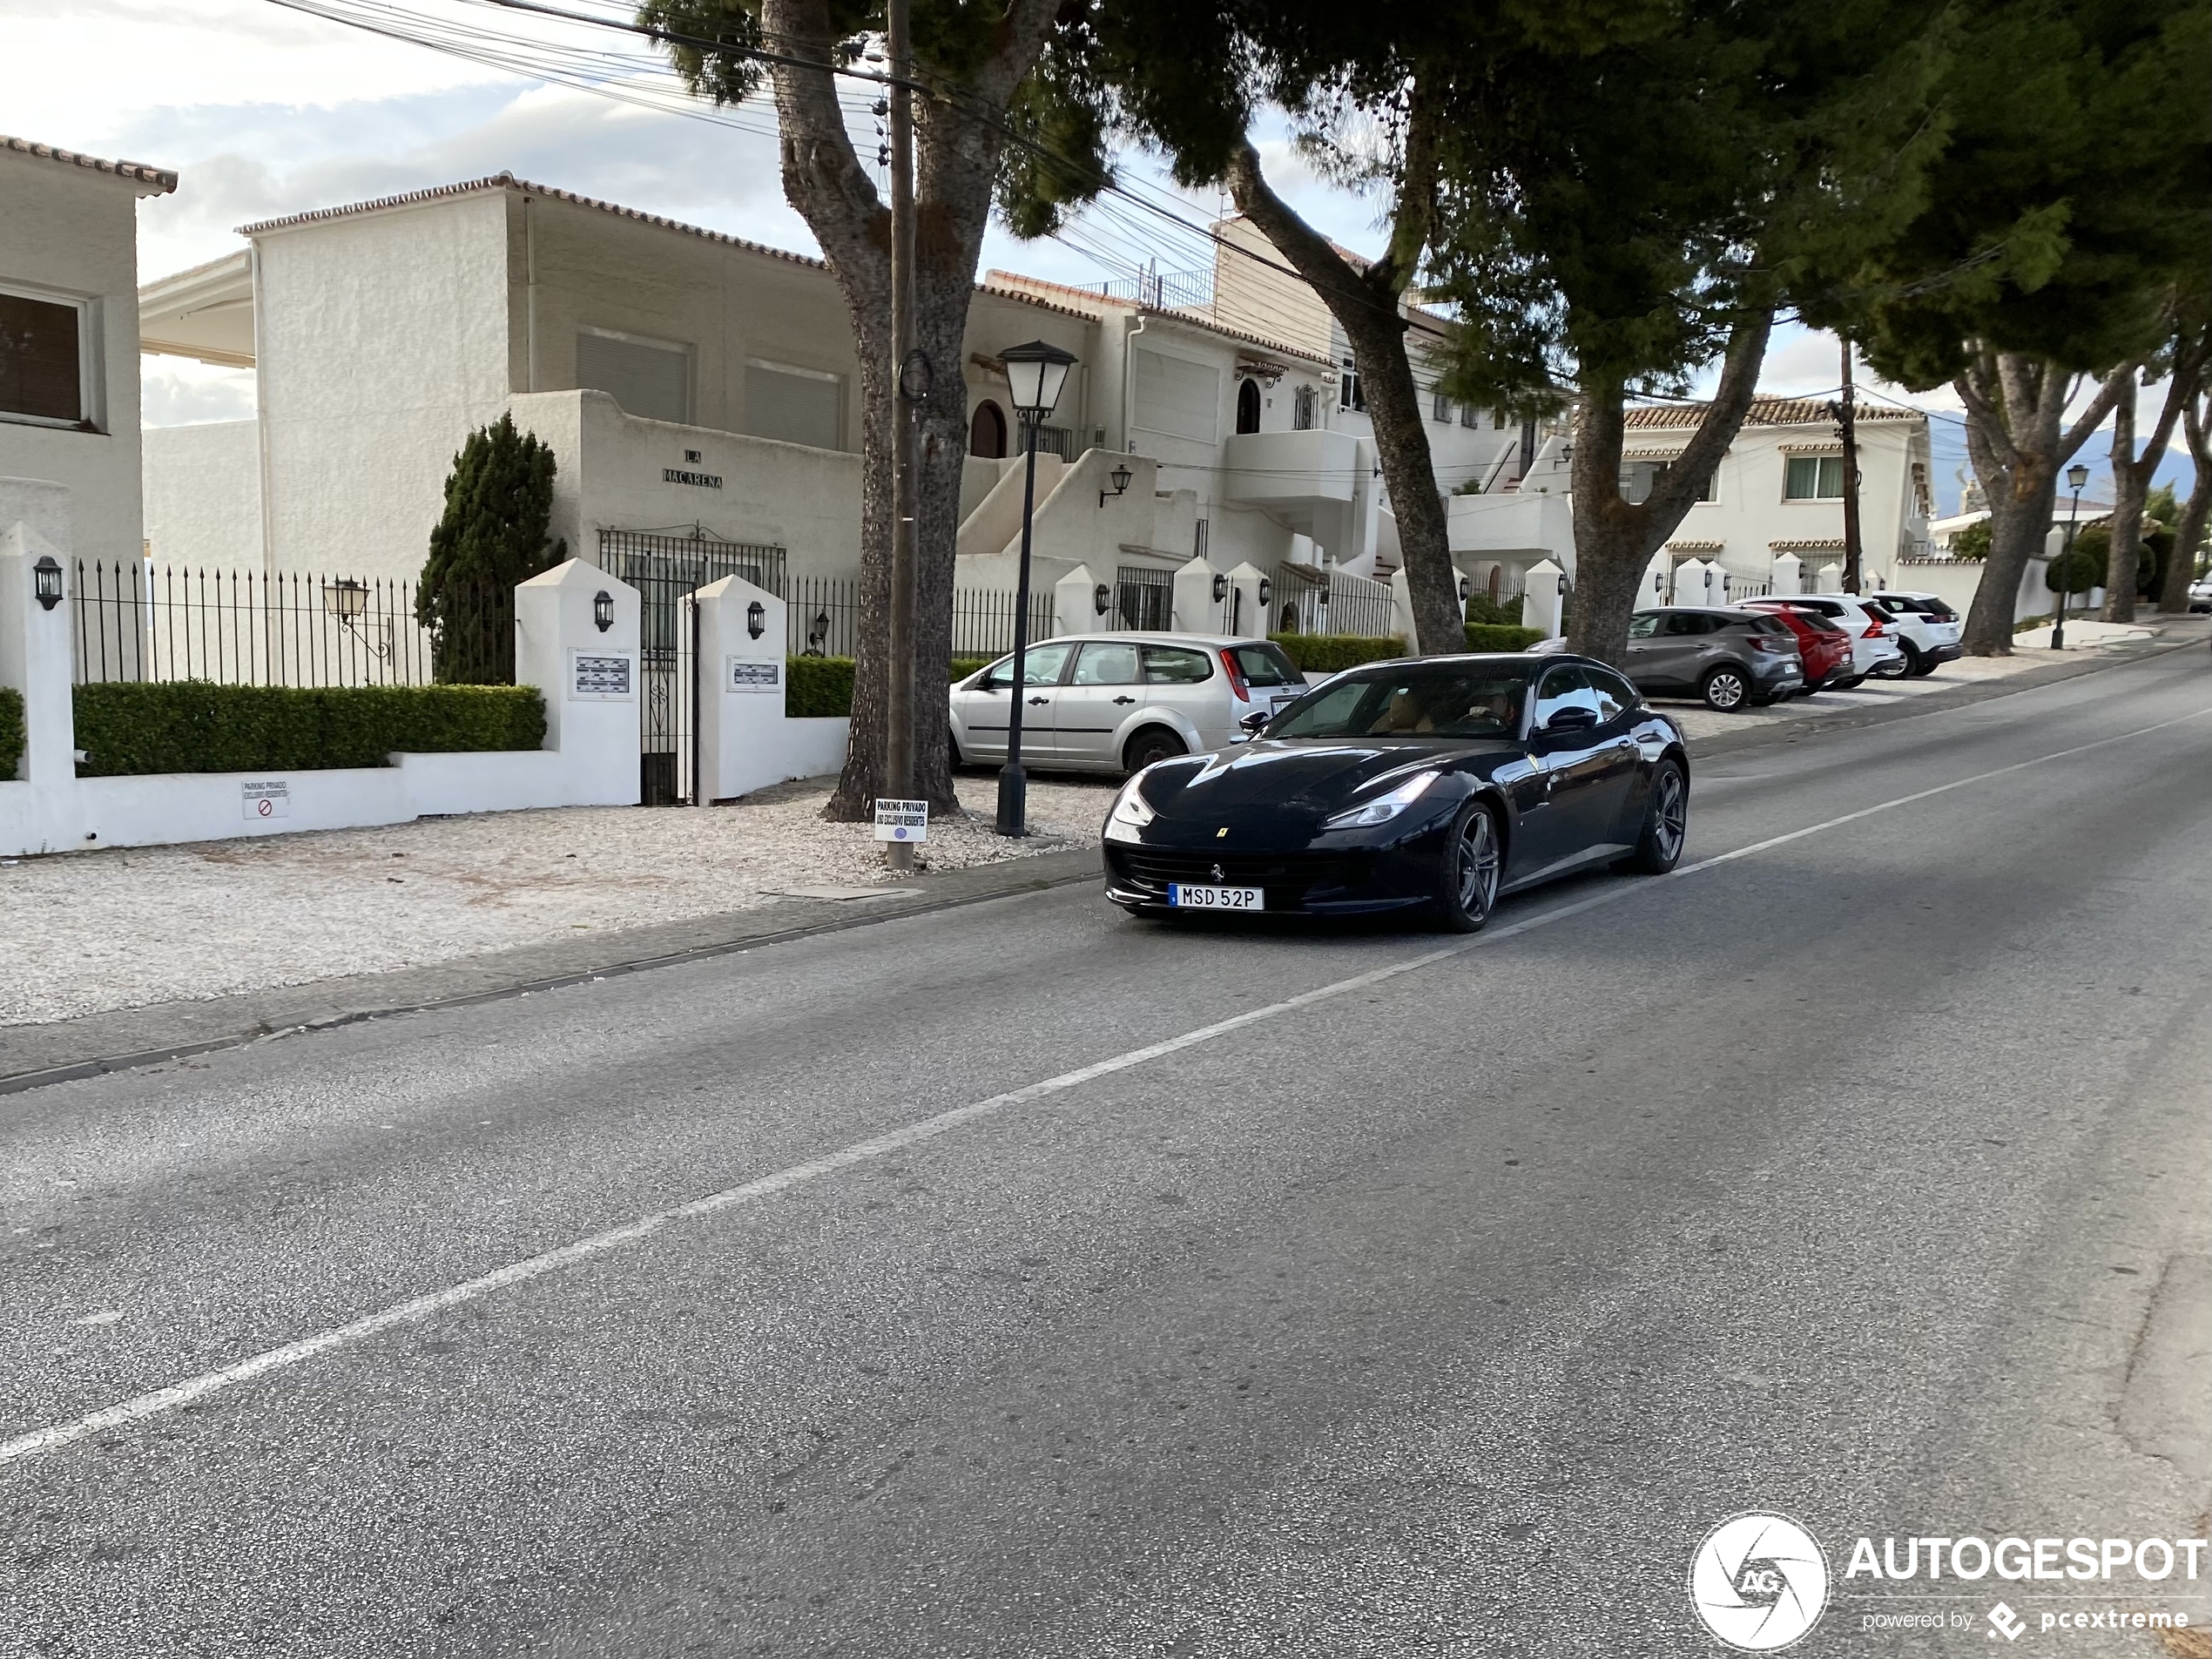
322 577 368 624
995 339 1077 837
2054 462 2089 651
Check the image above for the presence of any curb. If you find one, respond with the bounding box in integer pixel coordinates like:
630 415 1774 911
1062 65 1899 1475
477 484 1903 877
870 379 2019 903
0 846 1103 1099
1680 635 2201 762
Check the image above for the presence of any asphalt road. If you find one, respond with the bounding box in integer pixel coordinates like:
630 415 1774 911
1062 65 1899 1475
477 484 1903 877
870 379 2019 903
3 650 2209 1658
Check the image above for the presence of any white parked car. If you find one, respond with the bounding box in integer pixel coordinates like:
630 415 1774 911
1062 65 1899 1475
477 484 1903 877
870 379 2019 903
949 632 1308 775
1747 595 1905 685
1865 590 1965 676
2187 574 2212 613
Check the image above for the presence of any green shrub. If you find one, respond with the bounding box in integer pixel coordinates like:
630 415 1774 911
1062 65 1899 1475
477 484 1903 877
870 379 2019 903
1465 623 1545 652
419 413 564 684
1271 634 1406 674
1463 593 1521 627
786 656 856 718
949 657 992 684
71 682 544 777
0 685 22 780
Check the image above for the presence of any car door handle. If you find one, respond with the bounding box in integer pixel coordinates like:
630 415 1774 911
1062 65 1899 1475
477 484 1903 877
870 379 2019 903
1028 695 1049 705
1112 695 1136 705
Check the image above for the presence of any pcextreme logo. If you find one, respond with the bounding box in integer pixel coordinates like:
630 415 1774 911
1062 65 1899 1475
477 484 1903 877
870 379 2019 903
1689 1513 1832 1651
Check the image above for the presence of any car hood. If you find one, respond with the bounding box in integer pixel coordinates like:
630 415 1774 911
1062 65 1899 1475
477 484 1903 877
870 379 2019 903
1138 738 1514 821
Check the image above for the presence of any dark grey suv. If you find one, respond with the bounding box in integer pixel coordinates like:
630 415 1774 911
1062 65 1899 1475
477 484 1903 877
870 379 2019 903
1621 607 1804 711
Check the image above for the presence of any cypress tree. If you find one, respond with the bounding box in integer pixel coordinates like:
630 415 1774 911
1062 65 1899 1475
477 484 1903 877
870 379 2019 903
417 414 566 684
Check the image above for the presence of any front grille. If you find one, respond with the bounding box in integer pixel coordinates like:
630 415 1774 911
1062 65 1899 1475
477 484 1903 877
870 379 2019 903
1106 847 1371 905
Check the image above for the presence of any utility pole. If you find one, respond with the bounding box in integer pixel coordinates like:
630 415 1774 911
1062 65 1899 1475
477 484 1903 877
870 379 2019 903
1836 337 1864 594
881 0 917 873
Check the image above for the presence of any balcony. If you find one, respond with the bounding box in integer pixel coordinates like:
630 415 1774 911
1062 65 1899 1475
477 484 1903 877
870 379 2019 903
1221 428 1361 509
1447 489 1574 560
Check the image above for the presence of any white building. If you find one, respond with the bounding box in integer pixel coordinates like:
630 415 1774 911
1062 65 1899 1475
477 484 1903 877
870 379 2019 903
0 134 177 571
138 178 1516 635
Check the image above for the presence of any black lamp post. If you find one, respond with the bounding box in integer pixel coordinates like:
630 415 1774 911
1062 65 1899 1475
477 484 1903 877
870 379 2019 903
2053 462 2089 650
995 338 1077 837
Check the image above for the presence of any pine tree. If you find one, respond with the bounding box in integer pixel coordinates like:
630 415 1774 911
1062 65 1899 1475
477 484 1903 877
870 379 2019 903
417 414 566 685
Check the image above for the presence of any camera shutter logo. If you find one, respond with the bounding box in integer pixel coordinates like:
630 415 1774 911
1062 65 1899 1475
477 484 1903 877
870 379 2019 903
1689 1513 1830 1651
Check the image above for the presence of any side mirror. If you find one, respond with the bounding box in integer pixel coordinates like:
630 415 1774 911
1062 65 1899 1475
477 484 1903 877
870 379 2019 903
1544 705 1599 733
1238 709 1272 738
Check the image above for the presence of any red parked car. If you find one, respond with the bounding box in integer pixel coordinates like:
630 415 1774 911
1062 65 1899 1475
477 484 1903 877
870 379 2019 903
1743 600 1853 691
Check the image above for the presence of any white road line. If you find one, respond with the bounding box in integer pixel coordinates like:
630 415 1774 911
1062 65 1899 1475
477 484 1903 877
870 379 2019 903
3 703 2206 1469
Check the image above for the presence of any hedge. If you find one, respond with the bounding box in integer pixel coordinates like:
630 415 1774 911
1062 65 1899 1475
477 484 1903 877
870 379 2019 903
786 656 999 718
0 685 22 781
1271 633 1405 674
71 682 545 777
786 656 857 718
1465 623 1546 651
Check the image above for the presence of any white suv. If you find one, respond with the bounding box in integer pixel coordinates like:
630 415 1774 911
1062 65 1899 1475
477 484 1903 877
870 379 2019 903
1865 590 1965 676
949 632 1308 775
1754 594 1905 684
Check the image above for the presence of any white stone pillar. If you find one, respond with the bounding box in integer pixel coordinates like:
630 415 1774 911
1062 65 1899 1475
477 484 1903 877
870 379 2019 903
1224 560 1270 639
1770 553 1803 597
515 557 641 806
1522 558 1567 639
0 481 78 788
1170 555 1224 635
1390 568 1416 643
1055 563 1107 637
1815 562 1844 594
1670 557 1708 606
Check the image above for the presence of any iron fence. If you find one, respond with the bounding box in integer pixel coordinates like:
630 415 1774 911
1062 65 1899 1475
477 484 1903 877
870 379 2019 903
786 576 1055 661
70 561 514 687
1264 564 1395 638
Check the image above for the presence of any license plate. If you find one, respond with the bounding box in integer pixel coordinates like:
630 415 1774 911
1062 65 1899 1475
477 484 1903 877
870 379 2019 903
1168 883 1264 910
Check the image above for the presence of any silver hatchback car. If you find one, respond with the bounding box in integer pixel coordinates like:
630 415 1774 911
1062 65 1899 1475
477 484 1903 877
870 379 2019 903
949 632 1307 775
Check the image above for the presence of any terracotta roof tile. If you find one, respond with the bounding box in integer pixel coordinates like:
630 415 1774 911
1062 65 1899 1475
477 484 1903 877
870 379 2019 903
1623 395 1919 429
1 133 176 193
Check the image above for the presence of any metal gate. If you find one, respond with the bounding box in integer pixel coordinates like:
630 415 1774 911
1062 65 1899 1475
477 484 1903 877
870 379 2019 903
599 528 786 806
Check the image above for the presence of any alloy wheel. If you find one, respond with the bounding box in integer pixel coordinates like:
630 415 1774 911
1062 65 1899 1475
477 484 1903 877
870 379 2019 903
1652 767 1687 861
1705 671 1747 711
1457 809 1501 915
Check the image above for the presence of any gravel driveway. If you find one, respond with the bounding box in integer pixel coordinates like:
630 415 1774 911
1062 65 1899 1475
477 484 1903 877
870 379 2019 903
2 773 1117 1028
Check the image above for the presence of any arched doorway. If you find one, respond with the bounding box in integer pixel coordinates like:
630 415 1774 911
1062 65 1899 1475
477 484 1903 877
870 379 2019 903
968 400 1008 458
1235 378 1262 435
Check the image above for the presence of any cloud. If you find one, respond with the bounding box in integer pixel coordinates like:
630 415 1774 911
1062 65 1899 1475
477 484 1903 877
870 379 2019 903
141 359 258 428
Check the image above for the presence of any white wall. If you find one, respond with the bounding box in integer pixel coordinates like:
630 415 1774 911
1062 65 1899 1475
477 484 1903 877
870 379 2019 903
0 149 158 570
513 389 867 580
142 419 261 569
256 190 514 583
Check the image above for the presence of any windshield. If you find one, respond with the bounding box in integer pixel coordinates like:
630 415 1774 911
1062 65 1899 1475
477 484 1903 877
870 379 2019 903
1269 664 1527 740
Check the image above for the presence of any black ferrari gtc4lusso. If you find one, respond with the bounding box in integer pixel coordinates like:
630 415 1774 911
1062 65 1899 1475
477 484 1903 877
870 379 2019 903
1101 652 1689 931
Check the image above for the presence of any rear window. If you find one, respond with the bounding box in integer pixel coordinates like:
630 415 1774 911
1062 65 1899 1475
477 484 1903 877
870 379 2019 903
1231 643 1304 687
1142 645 1213 685
1793 599 1844 617
1727 615 1791 634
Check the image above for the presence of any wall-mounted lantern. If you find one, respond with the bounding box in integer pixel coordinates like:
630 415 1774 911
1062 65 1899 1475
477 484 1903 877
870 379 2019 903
806 610 831 656
745 599 766 640
1211 572 1229 604
1257 577 1273 609
1457 575 1472 604
33 556 64 611
1098 463 1133 508
1093 582 1112 616
593 590 615 632
322 577 368 624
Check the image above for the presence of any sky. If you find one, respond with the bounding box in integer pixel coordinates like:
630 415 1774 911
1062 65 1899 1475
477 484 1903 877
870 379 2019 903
3 0 2190 516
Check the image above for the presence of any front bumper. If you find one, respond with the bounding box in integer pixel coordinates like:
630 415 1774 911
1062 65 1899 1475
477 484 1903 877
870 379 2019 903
1103 825 1449 916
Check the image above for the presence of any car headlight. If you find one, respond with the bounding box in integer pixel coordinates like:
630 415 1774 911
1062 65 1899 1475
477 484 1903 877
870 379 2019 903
1103 776 1156 841
1320 769 1442 831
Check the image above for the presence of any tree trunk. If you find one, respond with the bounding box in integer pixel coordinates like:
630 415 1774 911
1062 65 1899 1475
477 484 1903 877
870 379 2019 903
2101 379 2146 622
1563 312 1772 668
1952 353 2126 655
750 0 1057 821
1221 143 1463 656
2159 393 2210 612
